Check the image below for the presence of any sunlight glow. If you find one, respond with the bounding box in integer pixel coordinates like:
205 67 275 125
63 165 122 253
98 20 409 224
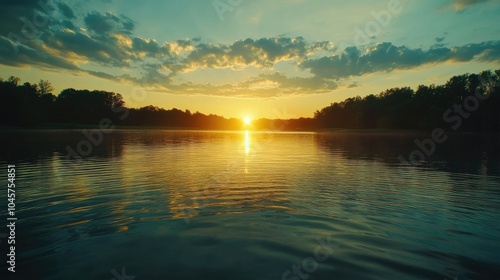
244 117 252 125
245 130 250 155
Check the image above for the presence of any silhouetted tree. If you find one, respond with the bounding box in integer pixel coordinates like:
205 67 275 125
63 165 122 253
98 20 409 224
38 79 54 95
1 69 499 131
314 69 500 131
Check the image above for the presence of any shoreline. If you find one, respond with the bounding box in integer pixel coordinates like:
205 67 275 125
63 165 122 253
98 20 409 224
1 125 500 135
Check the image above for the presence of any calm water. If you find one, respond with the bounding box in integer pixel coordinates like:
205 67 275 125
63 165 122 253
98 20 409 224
1 130 500 279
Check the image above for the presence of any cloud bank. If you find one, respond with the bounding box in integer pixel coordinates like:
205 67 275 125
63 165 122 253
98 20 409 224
0 1 499 97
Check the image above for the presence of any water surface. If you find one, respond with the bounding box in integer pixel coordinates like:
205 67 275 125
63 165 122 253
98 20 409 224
0 130 499 279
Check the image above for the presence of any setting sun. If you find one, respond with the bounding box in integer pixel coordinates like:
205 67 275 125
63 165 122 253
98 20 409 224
243 117 252 125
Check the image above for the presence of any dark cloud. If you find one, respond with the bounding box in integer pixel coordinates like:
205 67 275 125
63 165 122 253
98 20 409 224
435 37 445 43
60 19 76 30
131 37 165 58
300 41 500 80
57 2 75 19
0 0 54 38
0 34 79 71
309 41 336 52
40 28 132 67
84 11 134 35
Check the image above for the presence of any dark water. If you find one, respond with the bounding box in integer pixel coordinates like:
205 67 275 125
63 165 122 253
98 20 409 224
0 130 499 280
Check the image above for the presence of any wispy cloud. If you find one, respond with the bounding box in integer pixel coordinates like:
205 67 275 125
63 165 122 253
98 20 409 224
452 0 489 11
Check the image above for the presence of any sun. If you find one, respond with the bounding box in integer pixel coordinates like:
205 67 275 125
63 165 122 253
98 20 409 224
243 116 252 125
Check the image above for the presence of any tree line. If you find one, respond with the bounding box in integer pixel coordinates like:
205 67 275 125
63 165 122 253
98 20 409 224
0 77 242 129
313 70 500 131
0 69 499 131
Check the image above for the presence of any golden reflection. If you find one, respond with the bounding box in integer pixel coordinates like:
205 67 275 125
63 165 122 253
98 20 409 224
245 130 250 155
118 225 129 232
245 130 250 173
114 131 297 223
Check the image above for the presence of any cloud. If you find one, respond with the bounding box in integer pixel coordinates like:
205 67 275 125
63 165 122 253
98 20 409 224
40 28 135 67
87 70 121 80
242 72 339 94
169 37 310 72
0 34 80 71
57 2 75 19
0 0 54 35
299 41 500 80
435 37 445 43
0 1 499 98
84 11 134 35
135 71 339 98
131 37 165 57
452 0 489 10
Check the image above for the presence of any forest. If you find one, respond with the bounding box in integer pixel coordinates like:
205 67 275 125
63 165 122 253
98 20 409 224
1 69 499 131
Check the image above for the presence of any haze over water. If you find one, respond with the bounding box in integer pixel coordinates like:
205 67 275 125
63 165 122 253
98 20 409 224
1 130 499 279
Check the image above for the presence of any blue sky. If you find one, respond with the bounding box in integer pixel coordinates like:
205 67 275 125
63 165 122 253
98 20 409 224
0 0 499 118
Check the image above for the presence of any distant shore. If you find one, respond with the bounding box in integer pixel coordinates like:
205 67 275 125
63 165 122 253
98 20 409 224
2 125 500 135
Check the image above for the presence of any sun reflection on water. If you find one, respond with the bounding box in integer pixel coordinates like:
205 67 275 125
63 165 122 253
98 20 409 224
245 130 250 155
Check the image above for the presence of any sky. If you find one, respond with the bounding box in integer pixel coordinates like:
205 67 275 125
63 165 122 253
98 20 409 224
0 0 499 119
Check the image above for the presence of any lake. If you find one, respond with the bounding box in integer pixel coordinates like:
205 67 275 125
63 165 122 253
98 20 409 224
0 130 499 279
